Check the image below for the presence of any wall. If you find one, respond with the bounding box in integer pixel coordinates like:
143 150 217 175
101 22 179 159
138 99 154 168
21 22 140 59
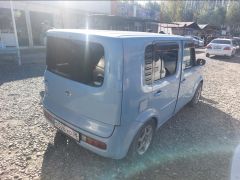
0 1 111 48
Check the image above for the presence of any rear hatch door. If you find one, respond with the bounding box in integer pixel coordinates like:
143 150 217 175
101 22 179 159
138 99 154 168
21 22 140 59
43 32 123 138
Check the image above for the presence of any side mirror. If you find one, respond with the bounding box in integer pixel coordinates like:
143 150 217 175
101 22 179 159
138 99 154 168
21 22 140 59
196 58 206 66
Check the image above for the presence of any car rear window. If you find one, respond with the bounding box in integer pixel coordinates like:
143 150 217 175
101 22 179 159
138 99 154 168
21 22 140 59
211 40 231 44
46 36 105 87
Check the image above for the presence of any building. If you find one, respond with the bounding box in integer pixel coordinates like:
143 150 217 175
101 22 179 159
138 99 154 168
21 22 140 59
88 14 159 32
0 1 163 51
111 1 160 21
158 22 201 36
198 24 221 37
0 1 111 48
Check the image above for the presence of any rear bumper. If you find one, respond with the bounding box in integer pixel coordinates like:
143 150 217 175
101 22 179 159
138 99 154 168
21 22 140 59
43 107 142 159
205 49 232 56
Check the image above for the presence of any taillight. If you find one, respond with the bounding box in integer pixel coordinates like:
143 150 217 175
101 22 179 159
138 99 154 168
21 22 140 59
81 135 107 150
223 46 231 50
206 45 212 49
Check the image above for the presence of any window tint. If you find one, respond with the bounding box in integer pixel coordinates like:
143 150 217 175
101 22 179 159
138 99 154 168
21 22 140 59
154 42 179 79
183 43 196 69
144 45 153 85
144 42 179 85
46 36 105 87
211 40 231 44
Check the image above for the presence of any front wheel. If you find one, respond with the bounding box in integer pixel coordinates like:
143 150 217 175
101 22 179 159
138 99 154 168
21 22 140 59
128 120 155 158
189 82 202 106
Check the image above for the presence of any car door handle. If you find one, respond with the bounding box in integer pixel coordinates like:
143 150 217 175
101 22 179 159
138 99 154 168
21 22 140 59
154 90 162 96
181 78 186 83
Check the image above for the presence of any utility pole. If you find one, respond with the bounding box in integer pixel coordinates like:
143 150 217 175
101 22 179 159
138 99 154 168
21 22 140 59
10 0 21 65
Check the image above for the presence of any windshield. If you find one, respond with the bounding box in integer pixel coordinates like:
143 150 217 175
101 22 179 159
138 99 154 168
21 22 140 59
211 39 231 44
46 36 105 87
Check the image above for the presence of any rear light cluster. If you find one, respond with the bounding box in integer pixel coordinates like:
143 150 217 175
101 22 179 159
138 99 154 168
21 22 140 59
223 46 231 50
206 45 212 49
81 134 107 150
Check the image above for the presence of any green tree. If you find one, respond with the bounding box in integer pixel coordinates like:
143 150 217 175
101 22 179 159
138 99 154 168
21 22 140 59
198 6 226 26
226 1 240 26
159 2 171 22
145 1 160 20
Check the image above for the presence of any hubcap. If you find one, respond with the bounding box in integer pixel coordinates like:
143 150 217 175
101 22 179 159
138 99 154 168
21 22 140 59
137 125 153 155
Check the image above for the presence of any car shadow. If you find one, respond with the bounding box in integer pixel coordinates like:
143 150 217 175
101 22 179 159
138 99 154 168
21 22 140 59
40 101 240 180
209 54 240 64
201 96 218 105
0 62 45 85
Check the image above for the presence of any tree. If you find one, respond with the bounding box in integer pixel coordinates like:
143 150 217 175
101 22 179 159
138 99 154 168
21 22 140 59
165 1 185 21
198 6 226 26
159 2 171 22
226 1 240 26
145 1 160 20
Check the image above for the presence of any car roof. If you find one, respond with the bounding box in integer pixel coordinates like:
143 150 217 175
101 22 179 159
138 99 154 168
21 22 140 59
213 38 232 41
47 29 191 40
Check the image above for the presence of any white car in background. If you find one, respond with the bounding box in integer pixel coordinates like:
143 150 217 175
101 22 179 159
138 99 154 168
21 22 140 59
205 38 236 58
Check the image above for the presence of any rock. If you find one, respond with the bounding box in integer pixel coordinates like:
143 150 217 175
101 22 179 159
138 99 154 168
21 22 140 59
8 143 14 148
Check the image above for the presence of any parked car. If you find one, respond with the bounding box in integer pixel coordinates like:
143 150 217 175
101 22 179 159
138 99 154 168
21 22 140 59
193 36 204 47
233 37 240 53
205 38 236 58
43 30 206 159
185 36 204 47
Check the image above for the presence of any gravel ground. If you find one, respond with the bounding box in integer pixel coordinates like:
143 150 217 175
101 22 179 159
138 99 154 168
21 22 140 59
1 52 240 180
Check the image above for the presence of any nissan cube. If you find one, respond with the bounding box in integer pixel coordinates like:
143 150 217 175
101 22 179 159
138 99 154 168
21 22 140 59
43 29 205 159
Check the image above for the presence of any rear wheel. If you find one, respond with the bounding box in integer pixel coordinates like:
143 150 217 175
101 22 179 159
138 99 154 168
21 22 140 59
206 53 210 58
128 120 156 158
189 82 202 107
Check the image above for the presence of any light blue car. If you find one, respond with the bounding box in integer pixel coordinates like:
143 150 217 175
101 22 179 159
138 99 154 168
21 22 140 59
43 29 206 159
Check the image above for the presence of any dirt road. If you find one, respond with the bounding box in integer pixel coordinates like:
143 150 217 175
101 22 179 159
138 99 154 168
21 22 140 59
1 52 240 180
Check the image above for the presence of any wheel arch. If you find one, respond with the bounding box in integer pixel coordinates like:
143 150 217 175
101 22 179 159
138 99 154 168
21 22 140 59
193 77 203 94
126 114 158 157
135 108 159 129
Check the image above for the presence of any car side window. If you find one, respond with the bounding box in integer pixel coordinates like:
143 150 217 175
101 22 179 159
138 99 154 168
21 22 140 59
144 45 154 85
183 42 196 69
154 42 179 79
144 42 179 85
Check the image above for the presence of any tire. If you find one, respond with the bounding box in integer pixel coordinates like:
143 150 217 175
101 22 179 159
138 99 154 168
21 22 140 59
206 53 210 58
128 120 156 159
189 82 203 107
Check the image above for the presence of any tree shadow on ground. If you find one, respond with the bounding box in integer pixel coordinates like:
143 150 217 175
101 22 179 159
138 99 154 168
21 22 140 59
40 101 240 180
0 62 45 85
